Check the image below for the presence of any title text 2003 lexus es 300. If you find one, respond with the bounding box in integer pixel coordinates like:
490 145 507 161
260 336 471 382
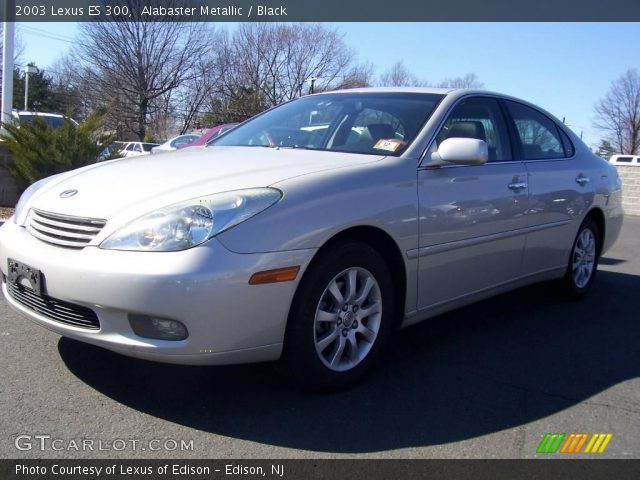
0 88 623 389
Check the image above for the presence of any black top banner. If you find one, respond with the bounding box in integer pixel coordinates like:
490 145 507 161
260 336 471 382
1 0 640 22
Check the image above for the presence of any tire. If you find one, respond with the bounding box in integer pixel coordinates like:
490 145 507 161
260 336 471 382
279 241 395 390
561 216 601 299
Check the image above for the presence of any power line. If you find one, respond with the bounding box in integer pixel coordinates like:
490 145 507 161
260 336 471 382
16 25 76 45
18 24 76 41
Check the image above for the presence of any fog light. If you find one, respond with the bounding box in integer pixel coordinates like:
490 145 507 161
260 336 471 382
129 314 188 340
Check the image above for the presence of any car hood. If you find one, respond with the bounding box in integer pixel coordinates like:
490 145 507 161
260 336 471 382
28 146 385 224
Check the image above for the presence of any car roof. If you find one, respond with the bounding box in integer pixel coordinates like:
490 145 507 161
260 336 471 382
319 87 456 95
14 111 66 118
315 87 532 104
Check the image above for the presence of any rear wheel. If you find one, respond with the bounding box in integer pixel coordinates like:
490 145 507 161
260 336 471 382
561 216 600 298
280 242 394 390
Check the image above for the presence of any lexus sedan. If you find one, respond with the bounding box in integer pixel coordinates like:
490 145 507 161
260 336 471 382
0 88 624 389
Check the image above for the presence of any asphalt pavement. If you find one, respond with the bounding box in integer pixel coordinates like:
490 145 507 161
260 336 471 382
1 217 639 459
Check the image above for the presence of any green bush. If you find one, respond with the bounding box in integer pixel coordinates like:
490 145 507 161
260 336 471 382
0 113 111 190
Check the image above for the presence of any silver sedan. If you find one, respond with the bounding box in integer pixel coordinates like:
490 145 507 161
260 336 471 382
0 88 624 389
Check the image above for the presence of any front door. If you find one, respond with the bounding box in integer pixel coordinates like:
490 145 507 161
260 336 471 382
417 96 529 310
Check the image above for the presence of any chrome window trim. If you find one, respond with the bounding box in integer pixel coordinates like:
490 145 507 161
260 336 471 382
417 156 578 172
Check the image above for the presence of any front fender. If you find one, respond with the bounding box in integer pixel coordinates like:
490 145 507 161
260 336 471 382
216 157 419 256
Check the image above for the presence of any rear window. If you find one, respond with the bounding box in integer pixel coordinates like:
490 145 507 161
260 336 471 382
558 128 575 157
505 101 565 160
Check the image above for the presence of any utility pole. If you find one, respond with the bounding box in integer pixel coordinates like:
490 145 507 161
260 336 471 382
1 0 16 133
24 65 37 111
306 76 319 95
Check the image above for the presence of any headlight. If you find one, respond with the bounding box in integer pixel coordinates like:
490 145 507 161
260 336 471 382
100 188 282 251
14 175 61 224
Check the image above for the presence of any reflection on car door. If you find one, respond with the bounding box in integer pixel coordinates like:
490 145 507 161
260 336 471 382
504 100 595 274
416 96 529 311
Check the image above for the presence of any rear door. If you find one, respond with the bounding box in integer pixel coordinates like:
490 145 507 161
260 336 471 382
416 96 529 310
503 100 594 274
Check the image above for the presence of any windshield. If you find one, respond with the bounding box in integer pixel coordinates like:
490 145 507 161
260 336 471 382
211 92 443 156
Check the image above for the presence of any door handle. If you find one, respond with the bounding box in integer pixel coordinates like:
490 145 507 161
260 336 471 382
576 175 590 186
508 181 527 192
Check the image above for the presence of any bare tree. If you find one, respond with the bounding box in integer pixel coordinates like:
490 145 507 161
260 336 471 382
378 61 428 87
594 69 640 155
74 7 217 140
596 139 617 159
377 63 484 91
437 73 484 89
211 23 356 120
48 55 92 119
171 54 219 134
334 61 375 90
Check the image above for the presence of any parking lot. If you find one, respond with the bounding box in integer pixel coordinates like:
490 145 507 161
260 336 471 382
0 217 638 459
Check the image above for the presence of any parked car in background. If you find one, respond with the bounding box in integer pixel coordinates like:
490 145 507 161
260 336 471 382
119 141 159 158
12 111 78 128
151 134 200 154
0 88 623 390
609 154 640 165
96 141 127 162
179 123 239 149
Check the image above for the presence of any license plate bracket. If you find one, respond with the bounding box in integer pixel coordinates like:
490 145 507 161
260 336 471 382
7 258 42 296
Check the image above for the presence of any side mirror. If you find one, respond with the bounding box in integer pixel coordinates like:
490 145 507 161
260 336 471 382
429 137 488 166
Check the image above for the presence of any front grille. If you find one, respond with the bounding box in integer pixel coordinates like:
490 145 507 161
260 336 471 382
26 209 106 248
7 281 100 330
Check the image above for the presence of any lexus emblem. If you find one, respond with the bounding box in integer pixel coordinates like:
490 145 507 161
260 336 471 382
60 189 78 198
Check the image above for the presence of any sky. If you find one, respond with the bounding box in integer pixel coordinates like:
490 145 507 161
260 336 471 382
12 22 640 149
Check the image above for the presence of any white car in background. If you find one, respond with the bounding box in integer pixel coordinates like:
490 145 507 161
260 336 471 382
609 154 640 166
12 111 78 128
151 134 199 154
119 142 159 158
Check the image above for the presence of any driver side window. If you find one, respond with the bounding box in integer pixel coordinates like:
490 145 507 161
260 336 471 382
437 97 512 162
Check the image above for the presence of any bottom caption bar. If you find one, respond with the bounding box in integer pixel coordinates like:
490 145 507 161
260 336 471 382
2 459 640 480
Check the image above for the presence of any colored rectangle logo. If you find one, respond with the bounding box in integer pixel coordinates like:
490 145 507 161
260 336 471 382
537 433 613 454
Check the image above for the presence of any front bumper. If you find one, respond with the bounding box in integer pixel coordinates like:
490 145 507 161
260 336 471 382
0 221 316 365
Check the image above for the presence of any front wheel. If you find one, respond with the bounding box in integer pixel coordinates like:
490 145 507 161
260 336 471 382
561 216 600 299
280 242 394 390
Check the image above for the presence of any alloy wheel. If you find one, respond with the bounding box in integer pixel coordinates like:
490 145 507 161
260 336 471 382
313 267 382 372
572 227 596 289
